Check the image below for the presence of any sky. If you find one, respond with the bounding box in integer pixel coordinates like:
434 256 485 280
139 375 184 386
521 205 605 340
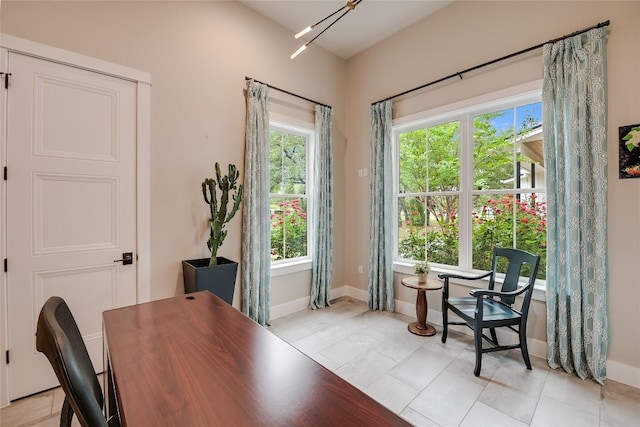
489 102 542 132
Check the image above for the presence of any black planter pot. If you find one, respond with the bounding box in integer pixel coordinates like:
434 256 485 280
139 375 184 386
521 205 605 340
182 257 238 305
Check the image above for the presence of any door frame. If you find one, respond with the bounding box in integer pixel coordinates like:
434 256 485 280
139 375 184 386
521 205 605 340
0 34 151 407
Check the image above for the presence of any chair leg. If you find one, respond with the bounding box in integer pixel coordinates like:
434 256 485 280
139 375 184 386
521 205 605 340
520 325 532 370
107 414 121 427
490 328 498 346
441 306 448 343
473 326 483 377
60 396 73 427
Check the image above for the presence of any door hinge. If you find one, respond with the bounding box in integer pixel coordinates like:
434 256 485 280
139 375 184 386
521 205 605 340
5 350 9 365
3 258 7 273
0 72 10 90
3 166 7 180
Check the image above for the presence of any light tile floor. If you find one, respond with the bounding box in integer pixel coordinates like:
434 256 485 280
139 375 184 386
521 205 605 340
1 381 84 427
2 296 639 426
267 297 639 427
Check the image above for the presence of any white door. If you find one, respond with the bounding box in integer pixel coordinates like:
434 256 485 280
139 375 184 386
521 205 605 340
6 52 138 399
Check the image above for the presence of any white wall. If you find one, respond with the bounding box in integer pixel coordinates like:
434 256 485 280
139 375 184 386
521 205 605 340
1 1 348 306
2 0 638 393
344 1 640 382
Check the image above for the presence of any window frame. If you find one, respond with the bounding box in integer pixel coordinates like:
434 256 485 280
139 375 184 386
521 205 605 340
391 81 546 296
268 120 314 275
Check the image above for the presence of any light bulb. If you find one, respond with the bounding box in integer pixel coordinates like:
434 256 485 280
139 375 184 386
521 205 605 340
295 25 314 39
290 44 307 59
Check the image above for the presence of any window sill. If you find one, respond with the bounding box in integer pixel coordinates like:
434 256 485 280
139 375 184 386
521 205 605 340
271 258 312 277
393 261 546 302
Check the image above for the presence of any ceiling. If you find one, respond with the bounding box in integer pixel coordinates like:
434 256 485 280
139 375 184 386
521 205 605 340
240 1 453 59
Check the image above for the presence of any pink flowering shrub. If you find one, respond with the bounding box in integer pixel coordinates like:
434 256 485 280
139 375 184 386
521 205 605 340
472 195 546 278
270 198 308 261
399 194 547 279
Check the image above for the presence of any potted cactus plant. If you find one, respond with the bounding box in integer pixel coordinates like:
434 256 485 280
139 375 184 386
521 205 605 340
182 163 243 305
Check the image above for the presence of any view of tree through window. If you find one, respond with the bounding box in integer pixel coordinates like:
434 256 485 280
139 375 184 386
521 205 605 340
269 126 309 262
396 98 546 279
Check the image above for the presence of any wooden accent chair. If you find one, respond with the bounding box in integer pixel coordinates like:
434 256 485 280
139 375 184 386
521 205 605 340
438 247 540 376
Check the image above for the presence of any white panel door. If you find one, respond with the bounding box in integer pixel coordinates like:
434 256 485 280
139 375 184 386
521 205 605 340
6 52 137 399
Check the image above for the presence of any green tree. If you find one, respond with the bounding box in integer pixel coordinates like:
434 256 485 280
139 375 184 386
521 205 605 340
269 129 309 261
270 130 307 194
472 113 515 190
397 108 546 276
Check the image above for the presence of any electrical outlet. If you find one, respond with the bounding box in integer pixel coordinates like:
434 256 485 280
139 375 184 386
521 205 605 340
358 265 363 274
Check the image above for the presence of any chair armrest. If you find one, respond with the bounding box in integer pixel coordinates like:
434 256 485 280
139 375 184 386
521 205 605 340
470 285 528 299
439 270 492 301
438 271 492 281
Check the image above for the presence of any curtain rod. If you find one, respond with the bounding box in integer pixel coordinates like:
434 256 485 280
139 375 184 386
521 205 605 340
373 19 610 105
245 76 332 109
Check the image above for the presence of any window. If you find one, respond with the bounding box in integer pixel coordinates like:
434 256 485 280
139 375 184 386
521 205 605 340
269 122 312 263
394 93 546 279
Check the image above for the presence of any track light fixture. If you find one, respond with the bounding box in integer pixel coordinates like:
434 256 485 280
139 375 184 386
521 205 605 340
291 0 363 59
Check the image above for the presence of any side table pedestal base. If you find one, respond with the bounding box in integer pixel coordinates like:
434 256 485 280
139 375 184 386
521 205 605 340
407 321 436 337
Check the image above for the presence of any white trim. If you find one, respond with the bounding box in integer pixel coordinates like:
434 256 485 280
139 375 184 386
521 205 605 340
343 284 369 301
268 120 315 267
270 111 314 131
270 120 314 137
270 296 310 320
0 42 8 409
0 35 150 407
330 285 347 299
606 359 640 389
136 83 152 303
269 285 348 320
0 34 150 84
393 80 543 128
270 258 312 277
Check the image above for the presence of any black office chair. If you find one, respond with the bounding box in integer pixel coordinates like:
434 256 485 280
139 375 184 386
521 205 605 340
439 247 540 377
36 296 118 427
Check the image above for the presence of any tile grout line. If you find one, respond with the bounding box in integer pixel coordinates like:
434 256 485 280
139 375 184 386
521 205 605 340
526 362 551 426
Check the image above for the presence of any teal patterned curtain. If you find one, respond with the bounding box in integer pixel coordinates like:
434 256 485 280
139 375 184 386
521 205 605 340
368 100 394 312
310 105 334 309
542 27 609 383
242 80 271 325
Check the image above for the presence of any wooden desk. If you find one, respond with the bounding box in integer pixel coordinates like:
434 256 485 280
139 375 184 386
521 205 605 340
103 291 411 426
401 276 443 336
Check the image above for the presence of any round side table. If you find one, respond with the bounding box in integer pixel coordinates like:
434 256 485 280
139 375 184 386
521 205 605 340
401 276 443 337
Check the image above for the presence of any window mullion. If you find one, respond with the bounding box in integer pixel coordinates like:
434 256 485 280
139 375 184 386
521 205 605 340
512 107 518 249
392 129 400 260
307 132 314 261
459 113 473 270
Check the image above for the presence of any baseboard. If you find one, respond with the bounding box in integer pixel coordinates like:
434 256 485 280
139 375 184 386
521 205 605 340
606 359 640 389
330 285 347 299
342 285 368 301
269 286 358 320
272 285 640 388
270 296 310 320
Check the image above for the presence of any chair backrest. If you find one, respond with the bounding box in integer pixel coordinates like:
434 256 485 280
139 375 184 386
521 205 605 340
36 296 108 427
489 247 540 306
